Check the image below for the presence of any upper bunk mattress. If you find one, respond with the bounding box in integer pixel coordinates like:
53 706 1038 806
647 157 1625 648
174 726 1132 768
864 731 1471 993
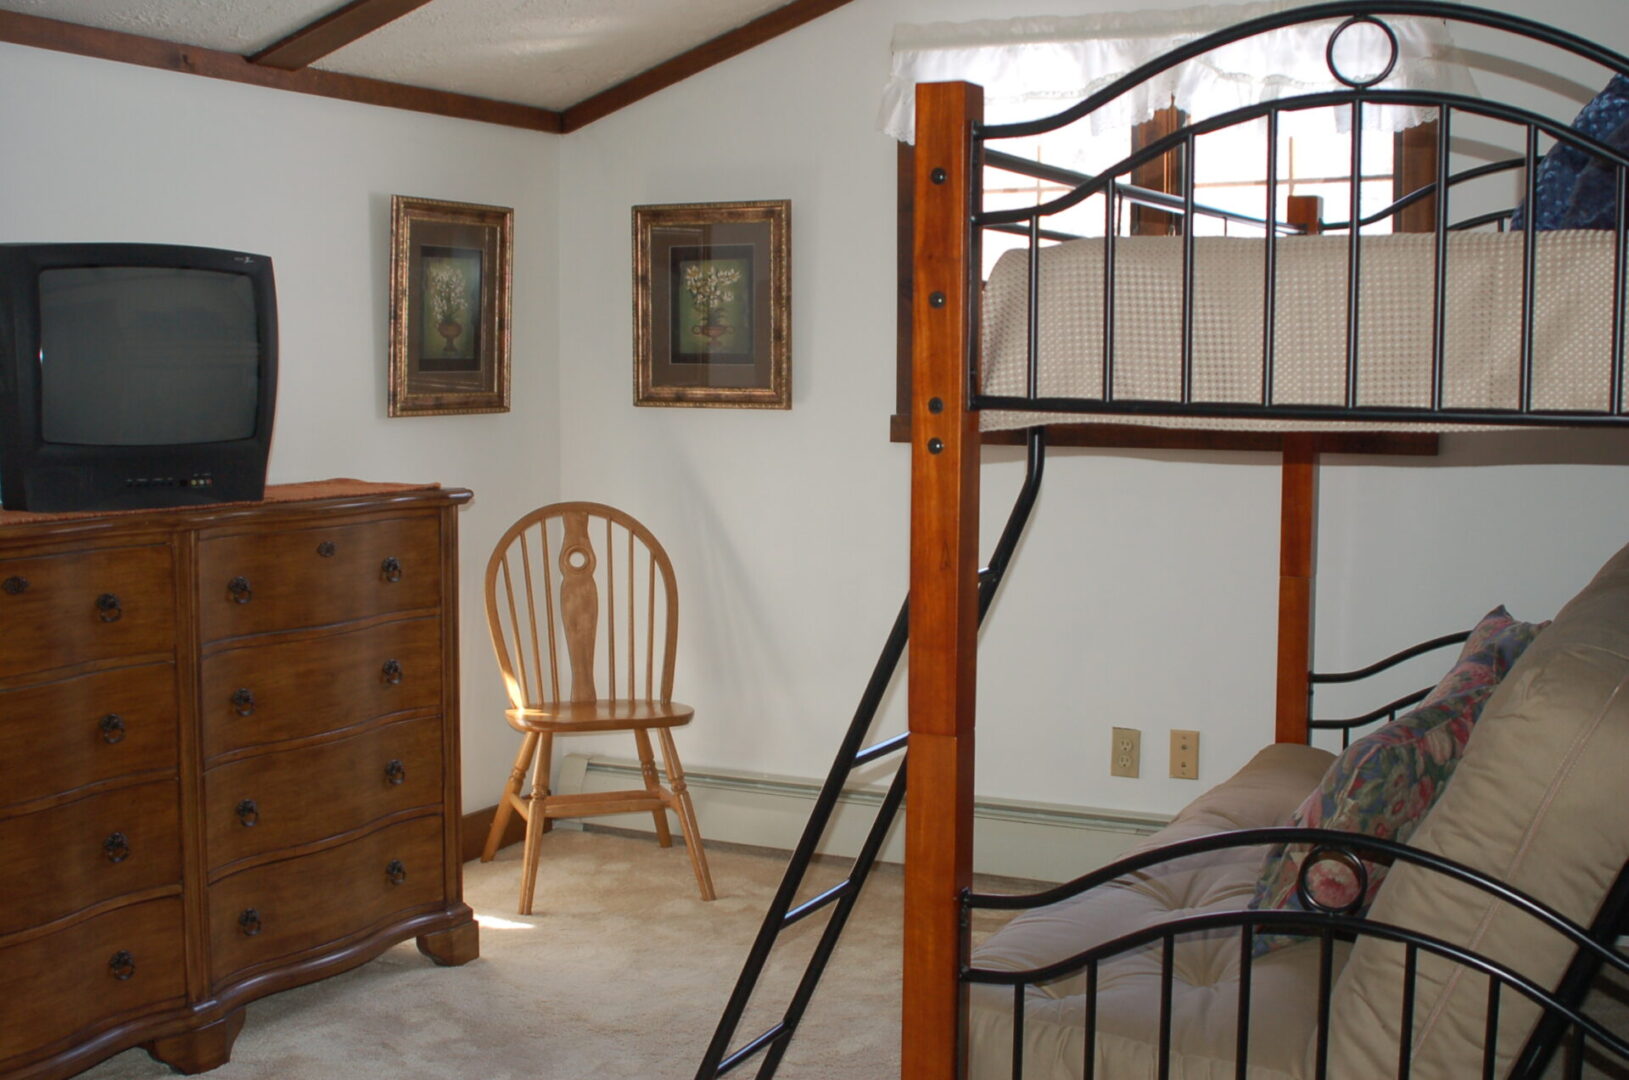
980 231 1626 432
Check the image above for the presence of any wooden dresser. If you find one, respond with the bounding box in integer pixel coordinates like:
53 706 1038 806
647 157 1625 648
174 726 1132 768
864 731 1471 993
0 480 477 1079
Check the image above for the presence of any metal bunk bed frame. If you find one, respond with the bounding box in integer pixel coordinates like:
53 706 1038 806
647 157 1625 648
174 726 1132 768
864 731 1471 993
700 4 1629 1077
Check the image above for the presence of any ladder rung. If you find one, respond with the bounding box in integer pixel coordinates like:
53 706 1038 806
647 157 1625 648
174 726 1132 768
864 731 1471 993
782 880 853 928
717 1023 788 1076
853 731 908 767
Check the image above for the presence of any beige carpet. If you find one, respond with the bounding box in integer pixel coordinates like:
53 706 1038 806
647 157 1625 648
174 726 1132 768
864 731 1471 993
79 829 1020 1080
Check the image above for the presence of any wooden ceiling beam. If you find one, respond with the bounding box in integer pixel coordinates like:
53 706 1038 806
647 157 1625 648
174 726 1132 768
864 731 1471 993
0 10 562 132
251 0 437 71
560 0 857 133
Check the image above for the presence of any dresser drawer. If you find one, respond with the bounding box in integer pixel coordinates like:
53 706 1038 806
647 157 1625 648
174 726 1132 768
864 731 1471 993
199 615 442 761
198 515 441 640
0 897 185 1066
208 814 445 985
205 714 444 871
0 662 177 812
0 545 173 680
0 781 182 937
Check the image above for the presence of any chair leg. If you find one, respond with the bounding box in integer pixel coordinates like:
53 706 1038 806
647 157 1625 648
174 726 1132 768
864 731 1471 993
635 728 674 847
517 734 553 916
483 731 538 862
536 732 555 836
658 728 715 901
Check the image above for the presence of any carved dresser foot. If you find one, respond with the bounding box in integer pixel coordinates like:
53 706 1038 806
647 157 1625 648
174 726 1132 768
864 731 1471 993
142 1009 247 1075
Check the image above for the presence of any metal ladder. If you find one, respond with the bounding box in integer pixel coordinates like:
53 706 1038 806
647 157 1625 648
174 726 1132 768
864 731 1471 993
695 432 1045 1079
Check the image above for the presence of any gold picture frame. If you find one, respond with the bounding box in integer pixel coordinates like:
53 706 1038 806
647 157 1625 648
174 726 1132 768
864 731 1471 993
388 195 513 416
633 200 790 409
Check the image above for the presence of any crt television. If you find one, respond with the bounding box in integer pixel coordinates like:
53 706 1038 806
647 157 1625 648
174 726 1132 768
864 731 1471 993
0 243 277 512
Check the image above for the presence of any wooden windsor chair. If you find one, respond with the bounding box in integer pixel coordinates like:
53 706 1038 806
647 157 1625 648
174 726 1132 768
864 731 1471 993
479 502 715 913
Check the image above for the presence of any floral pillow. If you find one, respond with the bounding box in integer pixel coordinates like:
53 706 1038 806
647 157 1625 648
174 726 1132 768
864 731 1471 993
1247 607 1547 954
1510 74 1629 232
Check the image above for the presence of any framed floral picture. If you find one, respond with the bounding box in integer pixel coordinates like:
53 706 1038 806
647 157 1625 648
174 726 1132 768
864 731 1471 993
388 195 513 416
633 200 790 409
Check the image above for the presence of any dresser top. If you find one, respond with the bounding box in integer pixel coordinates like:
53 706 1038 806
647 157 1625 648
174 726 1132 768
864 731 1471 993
0 479 471 536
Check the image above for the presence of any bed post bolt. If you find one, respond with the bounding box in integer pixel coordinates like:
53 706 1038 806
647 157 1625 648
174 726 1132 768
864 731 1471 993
929 292 947 307
928 397 944 413
928 438 944 454
931 167 948 184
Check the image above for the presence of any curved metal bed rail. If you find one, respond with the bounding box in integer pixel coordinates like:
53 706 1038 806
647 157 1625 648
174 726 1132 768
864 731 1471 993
963 827 1627 979
979 89 1629 233
1307 630 1472 744
979 1 1629 145
962 827 1629 1079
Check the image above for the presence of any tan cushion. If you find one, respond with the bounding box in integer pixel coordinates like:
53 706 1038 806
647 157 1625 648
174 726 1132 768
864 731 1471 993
968 743 1335 1080
1326 539 1629 1079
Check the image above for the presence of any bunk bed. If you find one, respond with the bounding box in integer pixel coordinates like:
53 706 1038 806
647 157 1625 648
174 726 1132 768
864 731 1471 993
900 3 1629 1079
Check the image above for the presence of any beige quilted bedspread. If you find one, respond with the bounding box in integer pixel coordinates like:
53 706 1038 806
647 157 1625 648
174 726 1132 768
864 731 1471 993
979 231 1626 432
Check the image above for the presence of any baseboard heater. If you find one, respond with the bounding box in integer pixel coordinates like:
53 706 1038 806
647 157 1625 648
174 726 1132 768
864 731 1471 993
554 753 1168 883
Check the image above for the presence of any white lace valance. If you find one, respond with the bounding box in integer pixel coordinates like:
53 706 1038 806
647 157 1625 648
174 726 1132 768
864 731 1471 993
879 0 1480 145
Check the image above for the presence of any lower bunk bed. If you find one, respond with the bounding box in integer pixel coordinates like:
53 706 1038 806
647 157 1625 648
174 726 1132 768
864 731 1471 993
963 555 1629 1077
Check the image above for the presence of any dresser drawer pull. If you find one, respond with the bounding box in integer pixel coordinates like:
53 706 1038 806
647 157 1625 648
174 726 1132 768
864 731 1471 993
386 859 407 886
238 908 263 937
96 593 123 623
1 575 27 595
99 714 127 744
236 799 260 827
381 556 403 583
103 832 132 863
385 759 407 785
227 576 253 604
109 950 136 981
231 688 256 717
381 659 404 685
317 540 338 558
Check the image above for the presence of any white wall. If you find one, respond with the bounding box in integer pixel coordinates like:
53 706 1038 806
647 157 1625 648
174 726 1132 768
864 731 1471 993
6 0 1629 831
552 0 1629 823
0 44 562 809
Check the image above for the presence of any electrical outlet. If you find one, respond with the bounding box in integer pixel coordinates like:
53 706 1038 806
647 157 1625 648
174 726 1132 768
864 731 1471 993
1170 729 1200 780
1111 727 1140 778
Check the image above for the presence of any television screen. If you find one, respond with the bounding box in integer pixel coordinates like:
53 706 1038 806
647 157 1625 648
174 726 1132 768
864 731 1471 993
38 266 261 446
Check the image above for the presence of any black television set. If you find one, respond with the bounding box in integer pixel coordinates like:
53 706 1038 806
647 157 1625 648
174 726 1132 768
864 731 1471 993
0 243 277 512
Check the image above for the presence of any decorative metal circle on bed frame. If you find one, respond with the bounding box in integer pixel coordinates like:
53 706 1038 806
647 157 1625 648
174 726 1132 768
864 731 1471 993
1325 14 1401 89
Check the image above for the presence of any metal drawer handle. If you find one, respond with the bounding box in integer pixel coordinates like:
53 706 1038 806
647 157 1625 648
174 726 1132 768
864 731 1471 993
103 832 132 863
236 799 259 827
316 541 337 558
381 659 403 685
231 688 256 717
100 714 127 744
227 576 253 604
385 759 406 785
109 950 136 981
96 593 123 623
381 557 403 583
238 908 263 937
385 859 407 886
1 575 27 595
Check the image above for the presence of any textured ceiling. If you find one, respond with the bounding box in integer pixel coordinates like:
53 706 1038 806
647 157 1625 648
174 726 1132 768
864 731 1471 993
0 0 795 111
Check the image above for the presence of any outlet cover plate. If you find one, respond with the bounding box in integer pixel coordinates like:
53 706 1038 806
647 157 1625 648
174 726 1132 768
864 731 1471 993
1111 727 1140 778
1171 729 1200 779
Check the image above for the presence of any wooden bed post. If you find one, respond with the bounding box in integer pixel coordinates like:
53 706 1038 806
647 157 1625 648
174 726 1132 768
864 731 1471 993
1275 435 1318 743
905 79 982 1080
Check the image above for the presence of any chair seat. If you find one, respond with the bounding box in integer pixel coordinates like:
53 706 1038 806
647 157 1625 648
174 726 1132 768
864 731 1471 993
506 700 695 733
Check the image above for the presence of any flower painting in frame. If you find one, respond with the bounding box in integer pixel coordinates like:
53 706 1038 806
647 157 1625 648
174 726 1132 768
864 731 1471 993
633 200 790 408
388 195 512 416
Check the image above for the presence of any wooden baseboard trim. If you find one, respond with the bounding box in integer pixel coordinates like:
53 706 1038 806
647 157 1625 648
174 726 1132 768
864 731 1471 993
460 804 526 863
